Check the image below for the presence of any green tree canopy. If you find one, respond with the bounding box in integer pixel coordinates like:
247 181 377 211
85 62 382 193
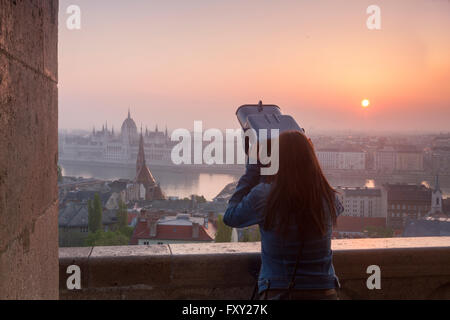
88 199 95 232
240 226 261 242
85 230 130 246
88 193 103 233
215 215 232 242
117 199 128 229
364 226 394 238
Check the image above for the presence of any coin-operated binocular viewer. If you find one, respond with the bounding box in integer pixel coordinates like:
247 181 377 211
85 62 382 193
236 101 305 158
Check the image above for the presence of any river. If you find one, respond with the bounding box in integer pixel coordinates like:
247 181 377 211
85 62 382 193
60 163 450 201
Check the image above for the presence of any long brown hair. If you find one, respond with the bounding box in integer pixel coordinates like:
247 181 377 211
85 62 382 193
263 130 337 236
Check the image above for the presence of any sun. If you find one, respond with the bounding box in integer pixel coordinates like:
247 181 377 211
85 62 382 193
361 99 370 108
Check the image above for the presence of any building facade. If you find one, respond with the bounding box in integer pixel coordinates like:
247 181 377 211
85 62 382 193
385 184 431 230
130 211 215 244
375 146 396 172
335 187 385 218
129 132 165 201
59 110 174 166
431 135 450 175
375 145 424 173
395 145 424 171
316 148 366 170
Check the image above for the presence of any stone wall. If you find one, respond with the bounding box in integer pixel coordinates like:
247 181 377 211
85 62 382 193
60 237 450 300
0 0 59 299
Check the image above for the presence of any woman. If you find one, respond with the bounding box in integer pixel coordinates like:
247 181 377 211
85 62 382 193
223 130 344 300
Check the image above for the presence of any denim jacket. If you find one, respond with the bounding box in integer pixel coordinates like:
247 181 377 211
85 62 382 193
223 164 344 293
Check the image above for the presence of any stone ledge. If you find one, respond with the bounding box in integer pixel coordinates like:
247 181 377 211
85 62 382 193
59 237 450 300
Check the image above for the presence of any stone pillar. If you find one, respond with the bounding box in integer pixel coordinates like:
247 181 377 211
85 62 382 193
0 0 59 299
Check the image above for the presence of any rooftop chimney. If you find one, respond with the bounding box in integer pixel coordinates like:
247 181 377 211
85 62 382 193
192 222 200 239
147 217 159 237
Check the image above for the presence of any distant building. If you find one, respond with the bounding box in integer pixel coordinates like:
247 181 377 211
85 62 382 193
335 187 385 218
403 216 450 237
332 216 387 238
385 184 431 230
430 175 443 215
402 175 449 237
58 204 118 247
443 198 450 215
375 146 396 172
375 145 423 173
431 135 450 175
136 132 164 200
316 147 366 170
213 181 238 203
394 145 424 172
130 211 215 245
126 132 165 202
59 110 173 165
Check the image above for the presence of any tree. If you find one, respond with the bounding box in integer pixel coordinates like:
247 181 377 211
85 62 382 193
240 226 261 242
252 226 261 241
85 230 130 246
85 196 134 246
365 226 394 238
193 195 207 203
117 200 128 229
88 199 95 232
88 193 103 233
241 229 250 242
116 199 133 238
215 215 232 242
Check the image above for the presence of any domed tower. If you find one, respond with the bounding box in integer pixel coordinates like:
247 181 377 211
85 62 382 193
121 108 138 144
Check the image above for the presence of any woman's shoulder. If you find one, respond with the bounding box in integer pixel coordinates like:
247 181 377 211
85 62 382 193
249 182 272 198
243 182 271 213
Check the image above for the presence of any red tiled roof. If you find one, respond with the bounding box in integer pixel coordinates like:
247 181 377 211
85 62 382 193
127 212 138 225
136 165 156 187
130 219 215 244
334 216 386 233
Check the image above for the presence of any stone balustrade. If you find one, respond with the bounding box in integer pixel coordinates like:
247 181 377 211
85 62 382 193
59 237 450 299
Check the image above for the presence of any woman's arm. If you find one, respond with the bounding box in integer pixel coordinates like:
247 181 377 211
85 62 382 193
335 195 344 216
223 164 269 228
228 164 260 203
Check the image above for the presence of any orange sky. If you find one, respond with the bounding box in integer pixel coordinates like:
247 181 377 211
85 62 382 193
58 0 450 133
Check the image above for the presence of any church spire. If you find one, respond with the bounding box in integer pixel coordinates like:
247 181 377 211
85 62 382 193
430 174 443 214
434 174 441 193
136 132 146 176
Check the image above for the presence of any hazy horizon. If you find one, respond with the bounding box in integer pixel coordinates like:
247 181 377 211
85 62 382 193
59 0 450 133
